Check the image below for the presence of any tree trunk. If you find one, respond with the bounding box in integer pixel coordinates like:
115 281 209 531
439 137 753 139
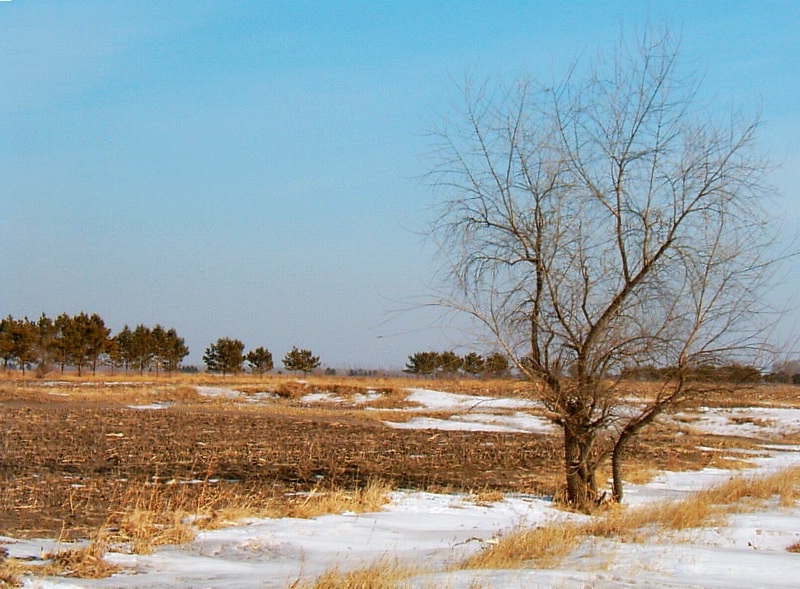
564 424 596 508
611 435 627 503
611 404 664 503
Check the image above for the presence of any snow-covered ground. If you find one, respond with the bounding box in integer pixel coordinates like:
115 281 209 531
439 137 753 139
5 387 800 588
383 388 555 434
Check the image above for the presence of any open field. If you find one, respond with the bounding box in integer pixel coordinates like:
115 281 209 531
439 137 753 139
1 373 799 587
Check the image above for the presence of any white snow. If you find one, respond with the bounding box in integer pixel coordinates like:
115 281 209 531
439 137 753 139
404 388 538 412
385 412 554 434
6 389 800 588
675 406 800 439
127 403 170 410
383 388 555 433
195 386 242 399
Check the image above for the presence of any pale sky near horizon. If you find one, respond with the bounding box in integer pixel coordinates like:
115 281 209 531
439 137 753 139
2 1 799 369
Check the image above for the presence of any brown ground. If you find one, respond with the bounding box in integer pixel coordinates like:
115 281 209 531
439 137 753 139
0 375 783 541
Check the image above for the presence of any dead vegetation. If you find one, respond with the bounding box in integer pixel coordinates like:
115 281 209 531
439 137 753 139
467 466 800 570
0 374 565 544
288 559 420 589
1 373 799 585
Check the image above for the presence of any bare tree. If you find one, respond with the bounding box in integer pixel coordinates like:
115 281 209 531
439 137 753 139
427 30 781 508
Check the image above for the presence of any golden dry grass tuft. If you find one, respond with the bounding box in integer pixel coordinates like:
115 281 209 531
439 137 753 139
0 558 23 588
269 479 393 520
4 537 121 582
42 541 121 579
108 482 199 554
466 522 584 569
288 559 420 589
464 489 505 507
274 381 311 399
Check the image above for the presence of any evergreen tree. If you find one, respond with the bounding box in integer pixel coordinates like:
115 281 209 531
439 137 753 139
246 346 274 376
282 346 320 375
161 328 189 375
34 313 56 376
151 324 167 376
66 312 92 376
86 313 111 375
0 316 14 371
105 336 123 374
438 350 463 376
204 338 244 376
462 352 485 376
130 324 154 375
404 351 440 376
112 325 134 374
9 317 37 375
53 313 72 372
484 352 510 378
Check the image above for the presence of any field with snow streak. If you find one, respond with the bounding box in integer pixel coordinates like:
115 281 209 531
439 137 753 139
1 376 800 588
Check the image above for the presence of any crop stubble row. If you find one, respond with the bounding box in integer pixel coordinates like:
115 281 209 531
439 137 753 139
0 401 561 539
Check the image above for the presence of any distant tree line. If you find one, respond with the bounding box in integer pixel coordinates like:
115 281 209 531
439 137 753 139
202 339 321 376
0 313 188 376
404 350 510 378
620 363 764 384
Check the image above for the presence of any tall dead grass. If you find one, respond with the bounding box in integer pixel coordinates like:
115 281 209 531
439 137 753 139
278 479 392 519
0 478 394 584
468 466 800 569
3 533 121 582
287 559 419 589
104 477 392 554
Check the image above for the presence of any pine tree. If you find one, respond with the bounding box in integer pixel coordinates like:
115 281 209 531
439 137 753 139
204 338 244 376
484 353 509 378
34 313 56 376
130 324 154 375
438 351 463 376
11 317 37 375
86 314 110 375
162 328 189 375
113 325 134 374
462 352 485 376
404 351 440 376
0 316 14 371
282 346 320 375
246 346 274 376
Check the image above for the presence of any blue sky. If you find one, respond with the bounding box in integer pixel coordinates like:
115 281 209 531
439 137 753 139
2 1 799 369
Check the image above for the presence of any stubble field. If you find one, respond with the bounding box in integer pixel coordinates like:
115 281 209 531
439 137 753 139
1 373 775 542
2 373 799 588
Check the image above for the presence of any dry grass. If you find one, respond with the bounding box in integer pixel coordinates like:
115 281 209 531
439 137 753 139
41 541 120 579
787 541 800 553
464 489 506 506
466 521 585 569
276 479 392 519
468 466 800 570
2 479 394 585
0 559 24 588
102 477 393 555
3 537 121 582
107 482 201 554
288 559 420 589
